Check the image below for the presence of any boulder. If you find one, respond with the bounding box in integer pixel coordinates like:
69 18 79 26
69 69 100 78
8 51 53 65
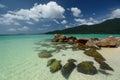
67 59 77 63
67 36 77 44
86 39 100 49
47 59 56 67
77 61 98 75
38 51 52 58
52 34 66 42
75 39 89 45
50 60 62 73
96 36 118 47
61 62 76 79
75 42 88 50
95 58 114 71
84 48 105 61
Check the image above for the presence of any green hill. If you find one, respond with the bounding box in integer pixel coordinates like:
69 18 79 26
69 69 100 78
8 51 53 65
46 18 120 34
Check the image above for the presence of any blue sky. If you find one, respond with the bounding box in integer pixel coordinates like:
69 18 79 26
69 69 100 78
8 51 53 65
0 0 120 34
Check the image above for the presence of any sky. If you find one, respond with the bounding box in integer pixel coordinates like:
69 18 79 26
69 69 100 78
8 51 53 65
0 0 120 34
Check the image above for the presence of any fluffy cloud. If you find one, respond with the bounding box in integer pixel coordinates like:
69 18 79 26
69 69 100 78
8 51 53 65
0 1 65 25
61 20 67 24
0 4 6 8
71 7 81 17
110 8 120 19
74 17 99 25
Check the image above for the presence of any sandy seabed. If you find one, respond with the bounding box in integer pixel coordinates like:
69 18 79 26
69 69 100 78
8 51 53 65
0 47 120 80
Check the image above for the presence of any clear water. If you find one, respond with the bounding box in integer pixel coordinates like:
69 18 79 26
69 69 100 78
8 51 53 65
0 34 120 80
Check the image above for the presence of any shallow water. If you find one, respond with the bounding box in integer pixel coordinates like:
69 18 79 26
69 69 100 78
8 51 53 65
0 34 120 80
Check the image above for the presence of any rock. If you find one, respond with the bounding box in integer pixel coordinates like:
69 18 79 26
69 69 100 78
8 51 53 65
52 34 66 42
75 39 89 45
84 48 105 61
61 62 76 79
77 61 98 75
47 59 56 67
38 51 52 58
67 36 77 44
50 60 62 73
96 36 118 47
95 58 114 71
67 59 77 63
86 39 100 49
75 42 88 50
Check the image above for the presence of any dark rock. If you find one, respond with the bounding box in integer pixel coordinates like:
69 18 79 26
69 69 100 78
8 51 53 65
38 51 52 58
77 61 98 75
75 42 88 50
50 60 62 73
61 62 76 79
95 58 114 71
47 59 56 67
84 48 105 61
62 54 66 56
75 39 89 45
67 59 77 63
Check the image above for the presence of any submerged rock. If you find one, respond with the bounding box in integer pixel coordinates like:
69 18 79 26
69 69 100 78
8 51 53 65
77 61 98 75
95 58 114 71
61 62 76 79
84 48 105 61
38 51 52 58
47 59 56 67
67 59 77 63
50 60 62 73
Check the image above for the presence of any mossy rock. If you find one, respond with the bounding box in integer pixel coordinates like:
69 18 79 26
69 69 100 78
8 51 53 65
67 59 77 63
77 61 98 75
47 59 56 67
84 48 105 61
95 58 114 71
38 50 52 58
50 60 62 73
61 62 76 79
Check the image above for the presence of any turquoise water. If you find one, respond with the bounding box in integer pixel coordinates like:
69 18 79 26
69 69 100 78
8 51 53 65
0 34 120 80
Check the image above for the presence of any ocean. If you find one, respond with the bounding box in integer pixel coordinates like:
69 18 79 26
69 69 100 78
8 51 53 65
0 34 120 80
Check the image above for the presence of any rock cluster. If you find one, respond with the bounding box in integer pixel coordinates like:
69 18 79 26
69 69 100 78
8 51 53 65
52 34 120 48
37 34 117 79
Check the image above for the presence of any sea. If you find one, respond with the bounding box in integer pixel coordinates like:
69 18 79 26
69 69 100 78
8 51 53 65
0 34 120 80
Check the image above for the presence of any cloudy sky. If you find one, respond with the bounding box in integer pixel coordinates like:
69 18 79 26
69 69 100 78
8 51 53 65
0 0 120 34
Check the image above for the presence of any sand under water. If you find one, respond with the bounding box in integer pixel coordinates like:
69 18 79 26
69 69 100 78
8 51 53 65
0 34 120 80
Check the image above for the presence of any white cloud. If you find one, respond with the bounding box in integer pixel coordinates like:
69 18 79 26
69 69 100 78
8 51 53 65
74 17 99 25
110 8 120 19
53 19 60 24
7 28 16 32
71 7 81 17
65 25 70 28
0 4 6 8
17 26 29 31
61 20 67 24
0 1 65 25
